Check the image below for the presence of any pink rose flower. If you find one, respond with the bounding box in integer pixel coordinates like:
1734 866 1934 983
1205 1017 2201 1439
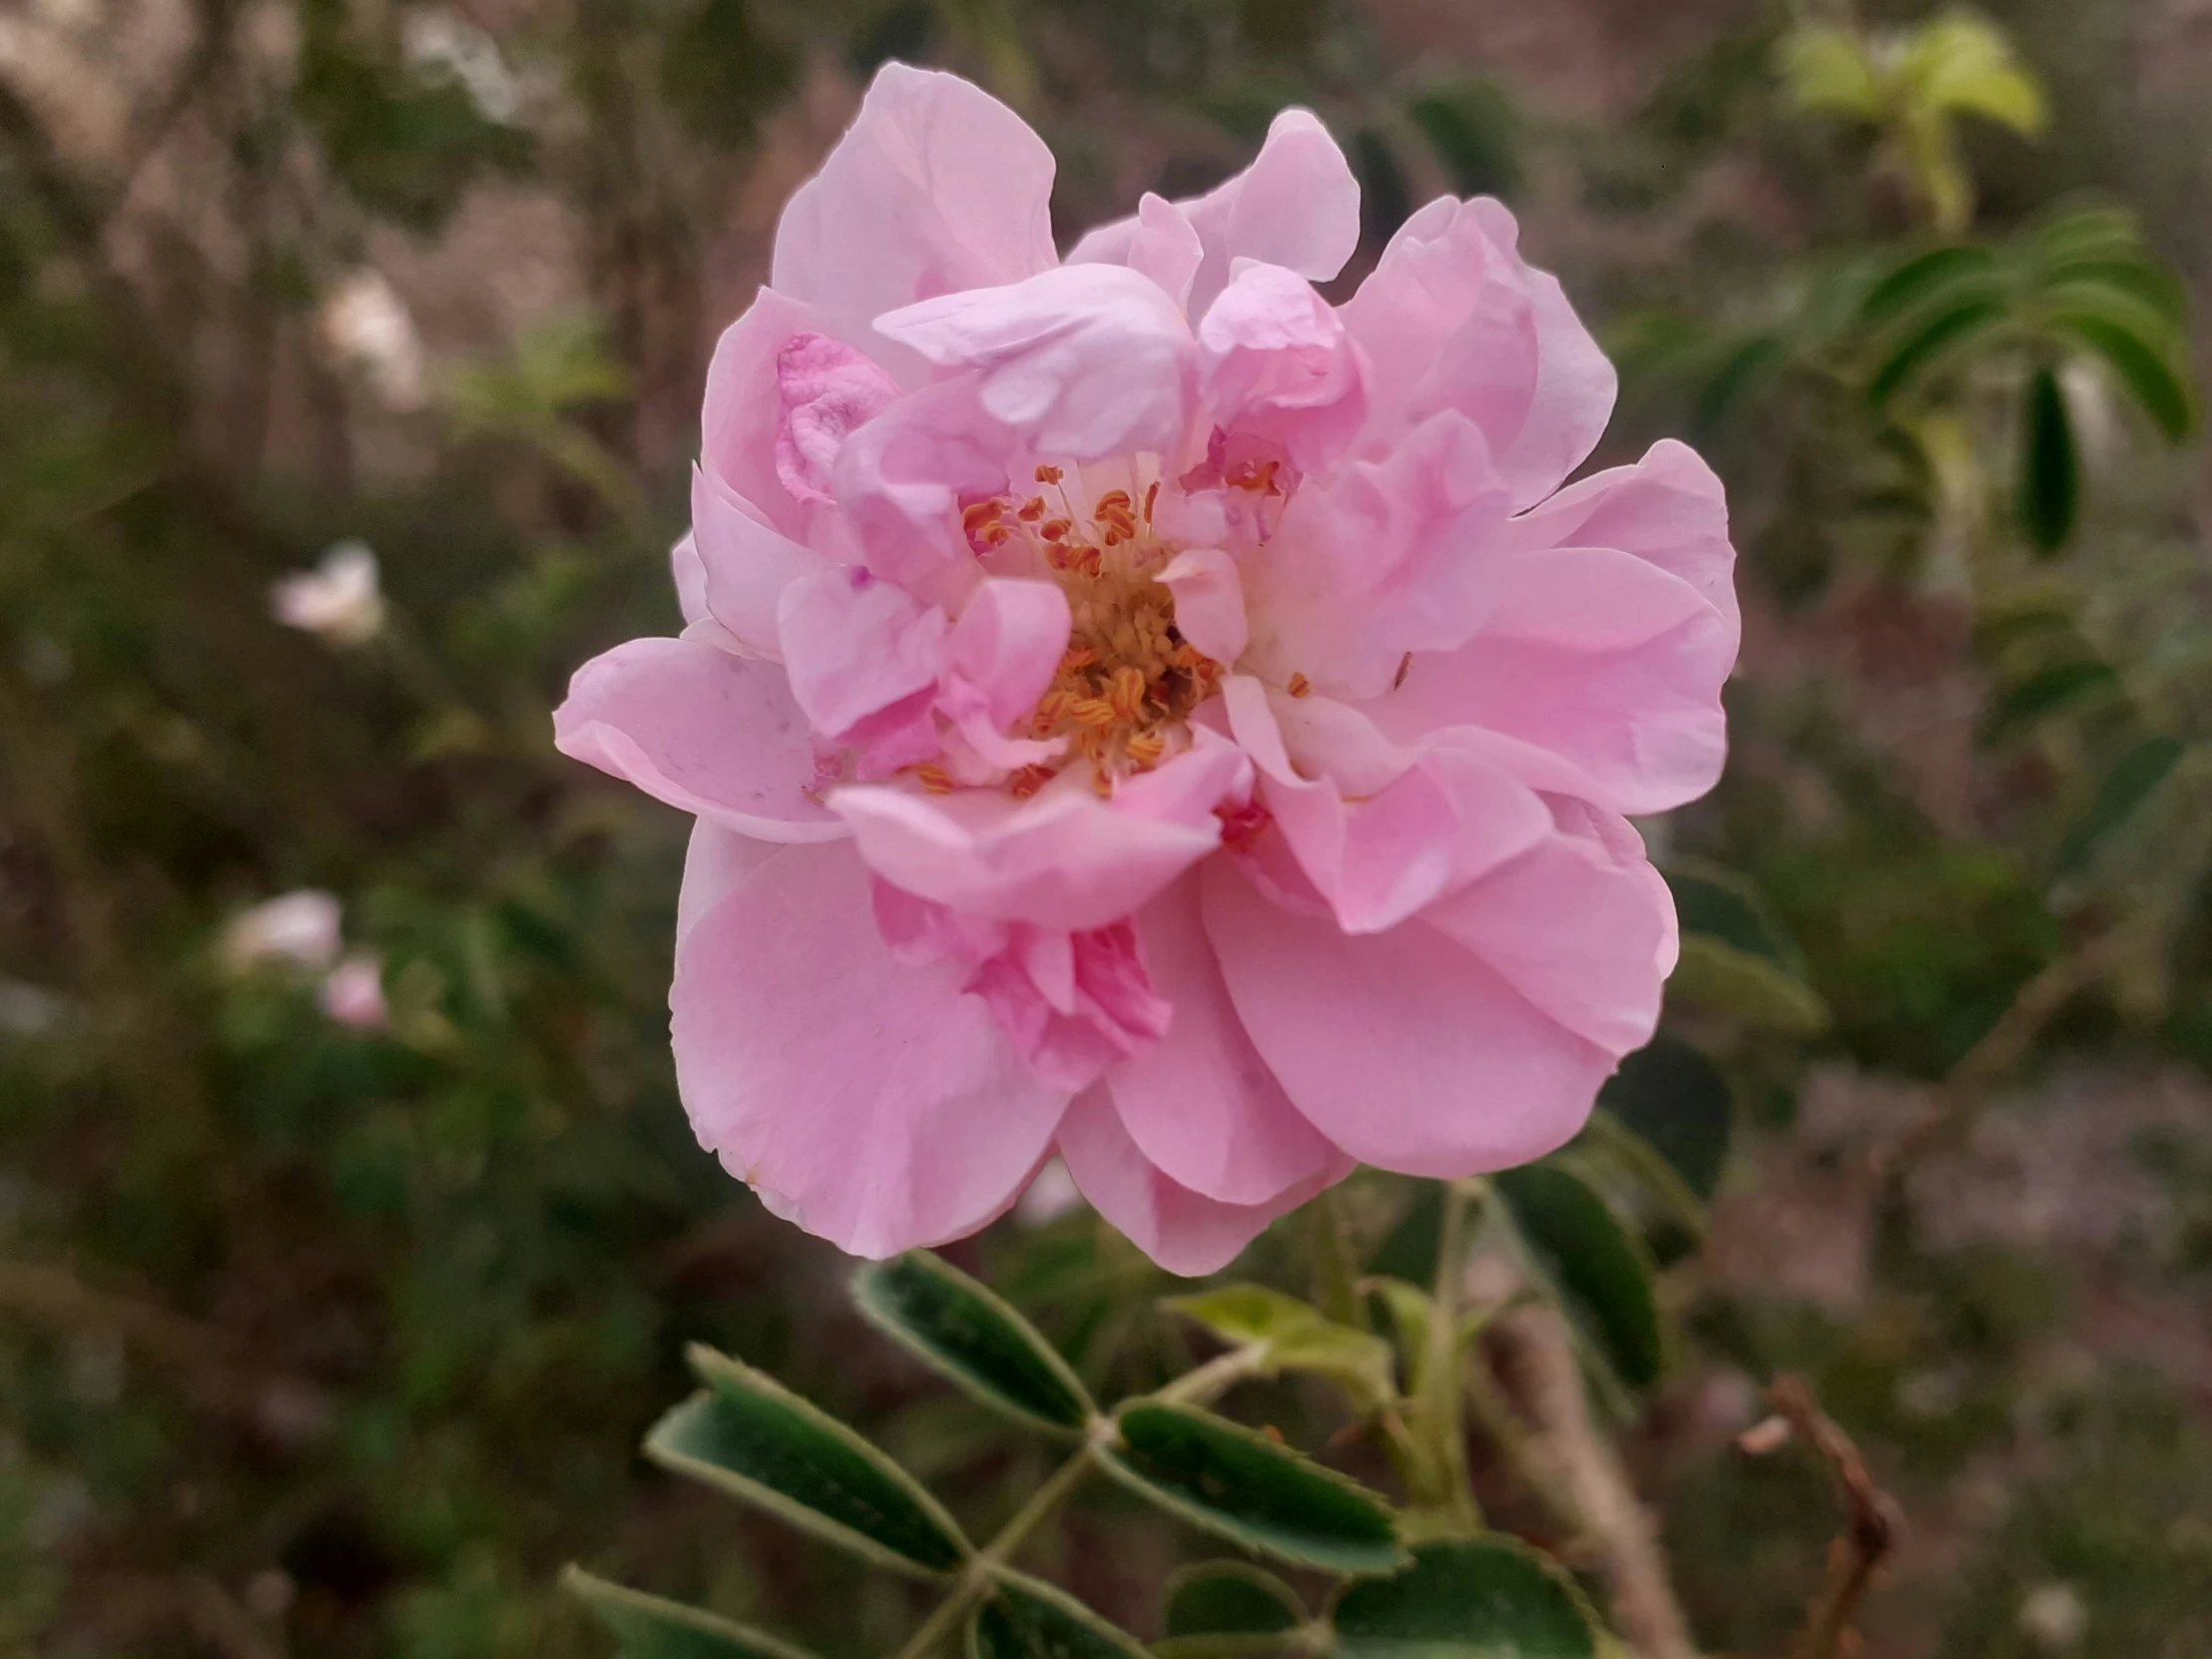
556 65 1739 1274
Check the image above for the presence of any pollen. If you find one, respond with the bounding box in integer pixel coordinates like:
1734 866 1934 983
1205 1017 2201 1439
1288 673 1312 699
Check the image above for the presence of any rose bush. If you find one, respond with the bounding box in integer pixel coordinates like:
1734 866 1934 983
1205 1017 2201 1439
555 63 1738 1272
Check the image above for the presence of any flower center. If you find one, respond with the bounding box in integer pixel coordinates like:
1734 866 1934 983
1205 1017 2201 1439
964 464 1224 795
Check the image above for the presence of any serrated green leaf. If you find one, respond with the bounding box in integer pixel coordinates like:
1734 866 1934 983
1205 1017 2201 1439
645 1349 968 1576
1981 658 2123 745
970 1571 1151 1659
853 1252 1094 1433
1869 296 2009 404
1166 1286 1395 1412
1779 25 1883 119
2054 735 2187 877
1858 245 2001 329
561 1567 821 1659
2017 364 2079 555
2048 310 2197 440
1100 1402 1403 1573
1162 1561 1307 1649
1595 1035 1732 1202
1493 1165 1666 1391
1328 1538 1600 1658
1667 934 1832 1034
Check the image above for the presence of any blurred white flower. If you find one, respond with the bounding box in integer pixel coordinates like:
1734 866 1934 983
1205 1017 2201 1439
319 952 388 1030
318 270 428 410
272 540 385 647
0 977 70 1035
1016 1158 1085 1227
221 890 343 974
403 9 520 123
2016 1582 2087 1652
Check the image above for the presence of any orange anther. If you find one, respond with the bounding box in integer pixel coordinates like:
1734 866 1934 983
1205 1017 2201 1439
1109 666 1149 720
1288 673 1312 699
1008 765 1056 800
1068 697 1120 729
1125 731 1166 768
1143 481 1160 521
915 764 957 796
1017 497 1045 521
1034 463 1064 484
1039 518 1073 542
1058 645 1097 672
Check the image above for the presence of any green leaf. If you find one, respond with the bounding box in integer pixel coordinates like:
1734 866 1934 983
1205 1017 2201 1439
2047 310 2197 440
969 1571 1151 1659
645 1348 968 1576
2016 364 2079 554
1779 25 1883 120
1168 1557 1301 1654
1857 245 2001 329
1405 79 1522 199
1166 1285 1396 1412
853 1252 1094 1433
1663 861 1799 967
2054 735 2187 877
1903 15 2046 135
561 1567 820 1659
1328 1538 1600 1658
1493 1165 1666 1391
1869 296 2009 404
1980 658 2123 745
1595 1036 1732 1201
1100 1402 1404 1573
1667 934 1832 1034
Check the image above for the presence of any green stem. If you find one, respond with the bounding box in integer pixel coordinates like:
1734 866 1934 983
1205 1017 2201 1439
892 1447 1097 1659
1416 1180 1480 1524
1155 1346 1267 1407
1311 1186 1365 1329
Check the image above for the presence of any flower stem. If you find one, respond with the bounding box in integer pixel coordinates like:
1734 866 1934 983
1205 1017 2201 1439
1416 1179 1480 1525
892 1445 1097 1659
1311 1186 1365 1329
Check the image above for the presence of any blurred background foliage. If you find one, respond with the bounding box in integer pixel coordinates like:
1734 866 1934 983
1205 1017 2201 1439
4 0 2212 1654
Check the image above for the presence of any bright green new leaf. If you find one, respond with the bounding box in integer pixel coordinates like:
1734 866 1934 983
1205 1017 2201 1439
1166 1285 1397 1411
561 1567 821 1659
1779 25 1882 119
2053 735 2187 877
1902 14 2047 136
2017 364 2080 554
1329 1538 1601 1658
852 1252 1094 1433
644 1348 968 1576
1100 1401 1404 1573
1493 1165 1667 1391
970 1571 1151 1659
1667 934 1832 1034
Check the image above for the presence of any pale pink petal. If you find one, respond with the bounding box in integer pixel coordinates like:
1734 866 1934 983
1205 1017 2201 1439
1197 261 1367 470
832 379 1014 587
671 533 709 625
939 578 1072 767
1181 109 1361 319
1421 800 1674 1057
702 286 849 542
770 64 1057 370
1376 546 1733 817
874 265 1196 459
1500 439 1738 633
691 464 828 659
1107 874 1351 1205
1202 859 1612 1177
1342 198 1614 510
831 773 1224 932
777 564 947 755
1056 1085 1336 1277
553 637 845 840
967 921 1172 1094
1066 192 1205 312
673 842 1066 1258
1156 547 1248 665
775 332 901 504
1102 727 1254 828
677 821 783 951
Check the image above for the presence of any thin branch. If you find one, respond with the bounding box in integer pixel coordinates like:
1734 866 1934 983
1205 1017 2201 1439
1739 1377 1903 1659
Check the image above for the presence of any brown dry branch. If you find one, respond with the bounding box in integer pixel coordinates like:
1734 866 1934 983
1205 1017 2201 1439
1487 1305 1700 1659
1739 1376 1904 1659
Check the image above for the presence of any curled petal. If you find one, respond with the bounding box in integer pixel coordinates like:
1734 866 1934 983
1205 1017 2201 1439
875 264 1196 459
553 636 845 840
1181 109 1361 319
678 820 782 951
777 564 947 768
692 464 828 659
833 379 1013 587
1066 192 1205 313
771 63 1057 369
1056 1085 1339 1277
1155 547 1248 666
671 532 709 625
702 286 848 541
940 578 1072 769
1197 261 1367 470
674 842 1066 1259
1202 858 1613 1178
775 332 900 504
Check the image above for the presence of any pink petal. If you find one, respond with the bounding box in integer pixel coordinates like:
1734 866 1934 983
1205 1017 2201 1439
874 265 1196 460
673 842 1066 1258
833 379 1014 587
770 64 1057 371
1182 109 1361 319
1156 548 1248 665
1196 261 1367 471
1066 192 1205 312
830 773 1225 933
702 286 849 542
1202 858 1613 1178
691 464 828 659
1343 198 1614 510
775 332 900 504
677 821 782 951
1377 545 1733 817
967 920 1173 1094
553 636 845 840
671 532 709 625
1422 799 1675 1056
940 578 1073 767
1108 873 1351 1205
1056 1085 1338 1277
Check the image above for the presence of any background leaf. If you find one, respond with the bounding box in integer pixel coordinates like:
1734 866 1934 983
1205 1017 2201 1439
853 1252 1093 1432
970 1571 1151 1659
561 1567 821 1659
1329 1538 1600 1658
1166 1285 1396 1411
1595 1035 1733 1201
2053 735 2187 876
2017 364 2080 554
1493 1166 1667 1391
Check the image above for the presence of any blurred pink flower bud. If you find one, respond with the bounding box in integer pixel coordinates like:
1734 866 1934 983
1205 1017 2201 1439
318 953 387 1030
221 890 342 974
272 540 385 647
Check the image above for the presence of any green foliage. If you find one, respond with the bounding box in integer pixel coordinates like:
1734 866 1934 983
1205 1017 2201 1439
1492 1166 1669 1393
1328 1539 1601 1659
854 1252 1096 1433
562 1569 822 1659
1165 1285 1396 1412
1159 1561 1307 1654
970 1572 1152 1659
